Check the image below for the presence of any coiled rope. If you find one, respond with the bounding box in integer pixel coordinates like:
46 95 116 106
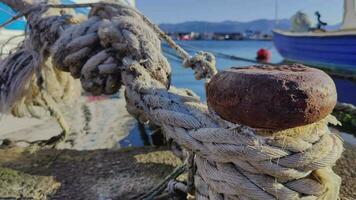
0 2 343 199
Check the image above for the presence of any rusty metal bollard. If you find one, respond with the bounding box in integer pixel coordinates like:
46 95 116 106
199 64 342 199
207 64 337 130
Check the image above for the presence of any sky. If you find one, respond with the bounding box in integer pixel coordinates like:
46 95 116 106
136 0 343 25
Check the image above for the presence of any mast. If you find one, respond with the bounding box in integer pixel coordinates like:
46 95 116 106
274 0 279 27
73 0 135 7
341 0 356 30
126 0 135 7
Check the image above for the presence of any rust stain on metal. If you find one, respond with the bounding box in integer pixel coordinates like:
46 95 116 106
207 64 337 130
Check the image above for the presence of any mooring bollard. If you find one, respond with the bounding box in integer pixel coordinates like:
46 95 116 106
207 64 337 130
196 64 343 199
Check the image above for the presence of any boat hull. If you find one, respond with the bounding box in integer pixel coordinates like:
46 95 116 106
273 30 356 72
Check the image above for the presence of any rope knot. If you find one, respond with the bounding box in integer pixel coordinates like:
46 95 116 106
27 4 77 51
183 51 217 80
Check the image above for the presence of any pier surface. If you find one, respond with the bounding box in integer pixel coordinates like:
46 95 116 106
0 143 354 200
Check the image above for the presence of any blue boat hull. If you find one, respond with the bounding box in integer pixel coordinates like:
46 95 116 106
273 30 356 72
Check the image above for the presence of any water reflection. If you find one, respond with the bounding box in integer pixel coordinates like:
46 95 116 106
333 78 356 105
118 121 166 148
118 121 147 147
340 132 356 145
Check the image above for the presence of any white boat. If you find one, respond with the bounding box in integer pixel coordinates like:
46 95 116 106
273 0 356 72
73 0 135 7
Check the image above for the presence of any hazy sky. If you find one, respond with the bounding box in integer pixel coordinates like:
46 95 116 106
136 0 343 25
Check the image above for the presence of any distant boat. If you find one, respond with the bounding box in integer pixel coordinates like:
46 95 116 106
273 0 356 72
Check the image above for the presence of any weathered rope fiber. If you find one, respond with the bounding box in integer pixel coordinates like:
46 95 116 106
0 5 80 117
0 2 343 199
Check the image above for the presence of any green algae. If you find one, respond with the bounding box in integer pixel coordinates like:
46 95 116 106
0 167 60 200
333 111 356 135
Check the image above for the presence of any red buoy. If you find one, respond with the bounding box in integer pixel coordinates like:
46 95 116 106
256 48 271 62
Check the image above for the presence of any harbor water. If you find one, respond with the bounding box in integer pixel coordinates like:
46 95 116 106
169 40 356 104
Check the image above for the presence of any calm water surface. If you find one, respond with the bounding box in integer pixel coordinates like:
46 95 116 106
119 40 356 147
170 40 356 104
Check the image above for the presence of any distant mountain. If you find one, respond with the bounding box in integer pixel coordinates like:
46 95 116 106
159 19 291 34
159 19 342 34
325 23 341 31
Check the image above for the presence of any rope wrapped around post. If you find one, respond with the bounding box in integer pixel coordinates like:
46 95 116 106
0 2 343 199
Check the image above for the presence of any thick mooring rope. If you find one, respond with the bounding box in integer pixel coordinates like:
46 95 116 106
0 5 81 117
0 3 343 199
